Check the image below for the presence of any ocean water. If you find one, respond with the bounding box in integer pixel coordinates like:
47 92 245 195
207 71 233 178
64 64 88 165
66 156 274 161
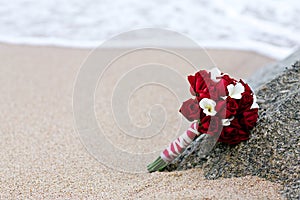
0 0 299 59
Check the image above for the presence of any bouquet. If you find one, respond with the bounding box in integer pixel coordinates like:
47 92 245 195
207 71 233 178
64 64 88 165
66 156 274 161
147 68 259 172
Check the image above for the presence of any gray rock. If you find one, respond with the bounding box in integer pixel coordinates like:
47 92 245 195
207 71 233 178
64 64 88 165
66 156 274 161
165 61 300 199
247 49 300 90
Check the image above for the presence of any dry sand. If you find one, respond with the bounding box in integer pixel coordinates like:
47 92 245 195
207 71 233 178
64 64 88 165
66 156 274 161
0 43 283 199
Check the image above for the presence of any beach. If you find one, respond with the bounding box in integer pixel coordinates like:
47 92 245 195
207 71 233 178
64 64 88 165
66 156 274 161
0 43 284 199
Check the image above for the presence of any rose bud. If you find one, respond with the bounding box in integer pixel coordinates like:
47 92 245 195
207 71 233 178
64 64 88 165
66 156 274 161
179 98 200 121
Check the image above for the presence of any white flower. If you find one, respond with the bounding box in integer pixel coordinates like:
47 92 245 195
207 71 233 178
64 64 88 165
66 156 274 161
208 67 222 82
222 117 234 126
199 98 217 116
250 94 259 109
227 83 245 99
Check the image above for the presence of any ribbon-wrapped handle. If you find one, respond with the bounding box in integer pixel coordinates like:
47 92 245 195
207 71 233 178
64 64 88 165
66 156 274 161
147 122 200 172
160 122 200 162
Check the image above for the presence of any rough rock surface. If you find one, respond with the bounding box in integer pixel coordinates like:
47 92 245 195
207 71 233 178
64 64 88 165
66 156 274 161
247 49 300 90
165 61 300 199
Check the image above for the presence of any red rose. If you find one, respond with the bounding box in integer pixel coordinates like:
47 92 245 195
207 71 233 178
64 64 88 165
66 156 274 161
179 98 200 121
238 93 254 112
222 74 236 85
196 88 211 102
240 108 258 130
215 97 238 118
198 116 210 133
219 127 249 145
226 97 239 117
198 116 221 136
218 119 250 144
188 70 212 97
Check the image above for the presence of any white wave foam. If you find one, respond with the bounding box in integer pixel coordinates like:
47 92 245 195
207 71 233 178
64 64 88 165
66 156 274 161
0 0 299 59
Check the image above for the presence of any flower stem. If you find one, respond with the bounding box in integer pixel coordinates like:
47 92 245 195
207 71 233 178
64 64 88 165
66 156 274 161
147 156 168 172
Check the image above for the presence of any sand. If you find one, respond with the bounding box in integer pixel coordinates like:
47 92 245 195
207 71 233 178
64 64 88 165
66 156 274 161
0 43 283 199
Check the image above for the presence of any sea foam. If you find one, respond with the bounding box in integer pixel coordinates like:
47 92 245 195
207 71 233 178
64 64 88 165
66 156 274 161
0 0 299 59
